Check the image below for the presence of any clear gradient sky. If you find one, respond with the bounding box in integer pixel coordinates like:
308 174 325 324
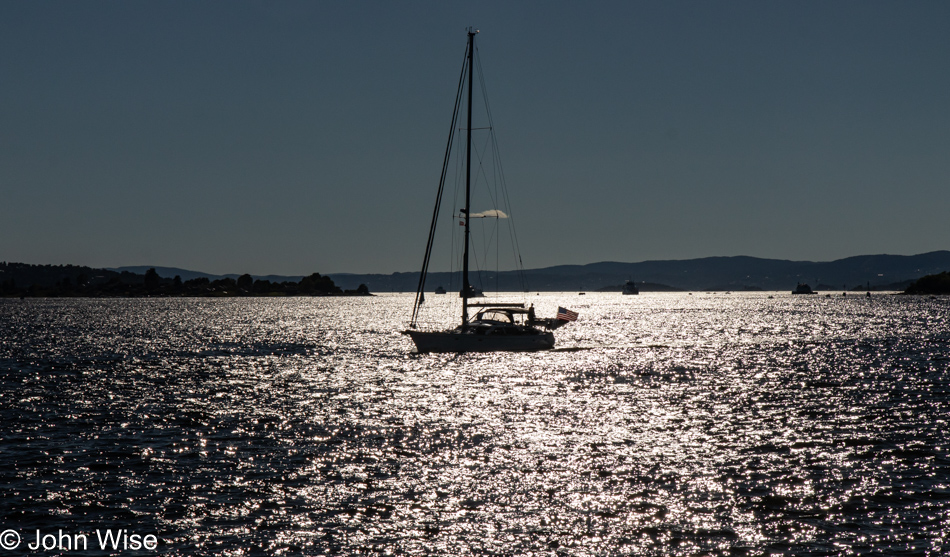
2 1 948 275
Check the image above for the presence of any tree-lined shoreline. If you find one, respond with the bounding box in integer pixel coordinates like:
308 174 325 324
0 263 369 298
2 260 948 297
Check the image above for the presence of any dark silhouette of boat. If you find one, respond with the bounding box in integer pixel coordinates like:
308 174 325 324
792 283 816 295
404 30 574 352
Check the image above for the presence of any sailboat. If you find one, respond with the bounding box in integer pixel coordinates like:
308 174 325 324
404 29 575 353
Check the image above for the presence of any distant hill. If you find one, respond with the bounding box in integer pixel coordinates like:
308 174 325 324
6 251 948 296
328 251 950 292
110 266 304 284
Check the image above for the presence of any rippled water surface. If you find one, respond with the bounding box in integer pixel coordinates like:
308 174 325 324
2 293 949 555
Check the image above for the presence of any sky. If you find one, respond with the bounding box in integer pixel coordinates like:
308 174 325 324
2 1 948 276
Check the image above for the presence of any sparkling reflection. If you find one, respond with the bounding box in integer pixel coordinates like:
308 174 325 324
1 294 948 555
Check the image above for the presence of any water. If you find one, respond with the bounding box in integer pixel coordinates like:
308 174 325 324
1 293 948 555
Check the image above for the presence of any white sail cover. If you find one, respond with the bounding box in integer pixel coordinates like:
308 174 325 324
468 209 508 219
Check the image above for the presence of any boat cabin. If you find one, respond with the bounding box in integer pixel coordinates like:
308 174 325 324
468 306 544 335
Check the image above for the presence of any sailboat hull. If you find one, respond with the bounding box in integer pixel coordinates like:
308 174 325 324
406 329 555 353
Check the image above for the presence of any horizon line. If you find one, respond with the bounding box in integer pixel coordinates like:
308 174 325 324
5 249 948 279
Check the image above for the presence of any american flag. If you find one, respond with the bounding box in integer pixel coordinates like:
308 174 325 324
557 307 578 322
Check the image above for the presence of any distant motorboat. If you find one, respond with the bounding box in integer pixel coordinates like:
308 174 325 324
792 283 816 295
460 284 484 298
622 280 639 295
434 286 446 294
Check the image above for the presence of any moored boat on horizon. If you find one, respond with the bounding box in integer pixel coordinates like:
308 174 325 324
792 283 816 295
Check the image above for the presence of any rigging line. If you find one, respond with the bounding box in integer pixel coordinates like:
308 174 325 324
467 134 508 292
476 48 530 294
467 130 510 292
482 106 528 291
449 110 463 295
472 53 499 212
471 237 486 293
452 79 473 295
449 108 469 298
411 43 468 327
469 139 500 213
492 134 529 293
475 215 501 290
448 66 474 300
488 134 510 292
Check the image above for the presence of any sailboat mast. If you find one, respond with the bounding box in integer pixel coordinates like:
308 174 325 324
461 28 476 326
